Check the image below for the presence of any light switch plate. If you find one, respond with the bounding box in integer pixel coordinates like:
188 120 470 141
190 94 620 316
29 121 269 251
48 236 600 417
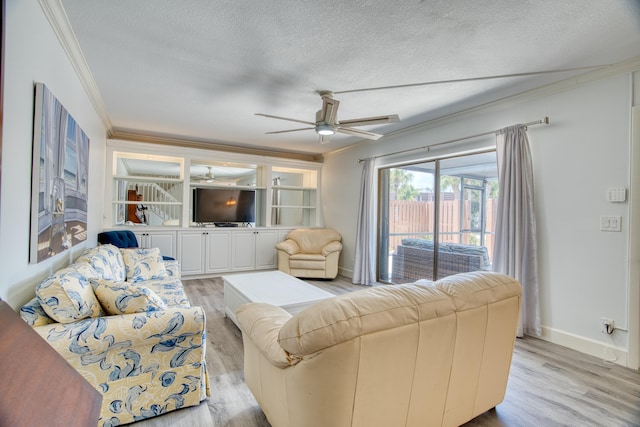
601 216 622 232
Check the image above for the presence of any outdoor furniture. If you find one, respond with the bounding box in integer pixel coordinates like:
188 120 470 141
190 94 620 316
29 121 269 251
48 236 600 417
392 238 490 283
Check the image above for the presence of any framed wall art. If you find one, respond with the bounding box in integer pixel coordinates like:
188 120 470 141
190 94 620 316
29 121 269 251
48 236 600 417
29 83 89 263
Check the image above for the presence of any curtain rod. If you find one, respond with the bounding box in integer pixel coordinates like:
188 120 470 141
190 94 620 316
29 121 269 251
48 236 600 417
357 116 549 163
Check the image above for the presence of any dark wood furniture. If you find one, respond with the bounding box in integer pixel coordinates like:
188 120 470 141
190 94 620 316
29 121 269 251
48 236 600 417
127 189 141 223
0 299 102 426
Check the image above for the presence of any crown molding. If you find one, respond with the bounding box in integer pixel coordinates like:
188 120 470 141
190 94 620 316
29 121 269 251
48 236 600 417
38 0 322 162
325 56 640 159
38 0 112 131
108 128 323 163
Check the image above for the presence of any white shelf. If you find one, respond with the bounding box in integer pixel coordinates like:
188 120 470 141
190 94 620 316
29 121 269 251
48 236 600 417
107 145 322 229
114 175 182 183
272 185 316 191
190 182 265 190
112 201 182 205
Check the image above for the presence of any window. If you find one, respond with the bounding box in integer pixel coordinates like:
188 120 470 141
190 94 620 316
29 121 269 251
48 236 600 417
379 151 498 283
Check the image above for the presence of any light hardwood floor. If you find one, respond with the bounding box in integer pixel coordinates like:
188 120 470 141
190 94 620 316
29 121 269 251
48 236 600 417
138 275 640 427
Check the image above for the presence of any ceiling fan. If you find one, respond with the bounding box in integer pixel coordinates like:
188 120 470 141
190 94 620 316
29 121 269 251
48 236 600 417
256 91 400 144
192 166 217 183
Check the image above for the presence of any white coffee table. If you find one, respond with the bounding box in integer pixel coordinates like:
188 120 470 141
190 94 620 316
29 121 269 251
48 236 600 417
223 270 335 328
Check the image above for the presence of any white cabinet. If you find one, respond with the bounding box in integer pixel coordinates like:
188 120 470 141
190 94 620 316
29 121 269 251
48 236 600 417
177 230 232 276
123 227 295 276
180 228 276 275
231 230 256 271
133 230 176 259
206 230 232 273
231 229 279 271
255 230 279 269
177 231 205 276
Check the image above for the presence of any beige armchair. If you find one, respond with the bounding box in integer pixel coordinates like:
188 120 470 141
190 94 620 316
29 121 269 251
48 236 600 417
276 228 342 279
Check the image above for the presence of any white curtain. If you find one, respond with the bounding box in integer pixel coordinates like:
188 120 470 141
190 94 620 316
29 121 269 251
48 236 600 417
353 158 376 285
493 125 541 337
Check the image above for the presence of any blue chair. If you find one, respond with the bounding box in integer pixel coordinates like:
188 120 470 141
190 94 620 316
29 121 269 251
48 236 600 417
97 230 175 260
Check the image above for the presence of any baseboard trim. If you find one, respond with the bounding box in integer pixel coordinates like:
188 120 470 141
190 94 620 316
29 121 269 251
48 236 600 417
539 326 628 367
338 266 353 279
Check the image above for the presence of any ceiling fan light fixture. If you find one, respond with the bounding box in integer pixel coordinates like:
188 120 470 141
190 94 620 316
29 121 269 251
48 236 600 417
316 123 337 136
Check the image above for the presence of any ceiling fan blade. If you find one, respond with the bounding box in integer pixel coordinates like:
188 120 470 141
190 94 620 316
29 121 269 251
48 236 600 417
319 134 331 144
336 126 383 140
265 127 315 135
318 97 340 124
255 113 315 126
338 114 400 127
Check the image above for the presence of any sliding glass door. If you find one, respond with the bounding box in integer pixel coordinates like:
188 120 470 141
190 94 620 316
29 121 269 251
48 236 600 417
379 161 436 283
379 152 498 283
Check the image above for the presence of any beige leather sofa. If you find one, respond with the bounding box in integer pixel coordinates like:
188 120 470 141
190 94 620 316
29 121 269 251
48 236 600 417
275 228 342 279
236 271 521 427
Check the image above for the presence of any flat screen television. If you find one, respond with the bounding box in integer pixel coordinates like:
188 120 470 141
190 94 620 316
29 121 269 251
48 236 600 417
192 188 256 224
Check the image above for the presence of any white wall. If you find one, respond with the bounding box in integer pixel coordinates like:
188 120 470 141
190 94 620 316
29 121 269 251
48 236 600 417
323 67 639 365
1 1 107 308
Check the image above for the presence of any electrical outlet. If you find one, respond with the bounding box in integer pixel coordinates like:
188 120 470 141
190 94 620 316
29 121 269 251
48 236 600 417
601 318 614 334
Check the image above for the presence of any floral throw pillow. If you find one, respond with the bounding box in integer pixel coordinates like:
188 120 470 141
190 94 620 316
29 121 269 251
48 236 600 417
20 297 56 326
121 248 168 283
91 279 167 315
35 263 104 323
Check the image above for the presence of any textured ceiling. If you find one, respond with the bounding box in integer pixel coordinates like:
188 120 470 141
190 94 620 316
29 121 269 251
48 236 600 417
59 0 640 156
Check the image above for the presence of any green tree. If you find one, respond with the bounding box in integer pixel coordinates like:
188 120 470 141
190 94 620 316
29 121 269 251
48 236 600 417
398 184 419 200
487 180 499 198
440 175 461 193
390 169 419 201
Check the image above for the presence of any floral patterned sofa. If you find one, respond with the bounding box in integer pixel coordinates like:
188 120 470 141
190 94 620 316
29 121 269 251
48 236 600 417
19 244 210 426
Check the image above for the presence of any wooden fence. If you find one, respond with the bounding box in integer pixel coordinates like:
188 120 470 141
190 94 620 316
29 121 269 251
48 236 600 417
388 198 497 257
